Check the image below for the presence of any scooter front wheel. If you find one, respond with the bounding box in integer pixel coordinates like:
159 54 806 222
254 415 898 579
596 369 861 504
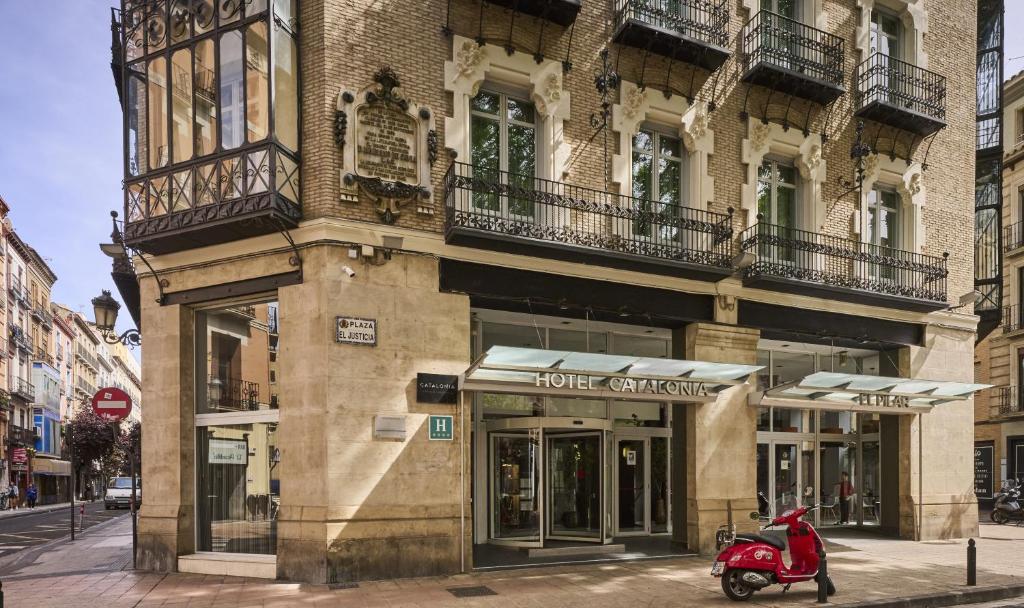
992 510 1010 525
722 569 757 602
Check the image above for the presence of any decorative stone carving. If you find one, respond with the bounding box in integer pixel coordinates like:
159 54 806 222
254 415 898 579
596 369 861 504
622 86 648 122
798 143 822 180
337 66 436 220
454 39 485 80
749 121 770 154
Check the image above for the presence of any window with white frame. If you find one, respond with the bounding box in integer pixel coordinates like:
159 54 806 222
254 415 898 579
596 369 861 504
194 299 280 555
470 89 537 216
632 127 686 239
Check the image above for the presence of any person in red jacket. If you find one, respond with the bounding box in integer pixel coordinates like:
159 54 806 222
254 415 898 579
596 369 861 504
839 472 855 524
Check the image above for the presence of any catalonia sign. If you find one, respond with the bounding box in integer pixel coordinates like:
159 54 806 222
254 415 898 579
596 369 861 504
535 372 710 398
91 387 133 422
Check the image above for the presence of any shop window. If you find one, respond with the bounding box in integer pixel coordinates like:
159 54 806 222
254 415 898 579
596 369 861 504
194 299 280 556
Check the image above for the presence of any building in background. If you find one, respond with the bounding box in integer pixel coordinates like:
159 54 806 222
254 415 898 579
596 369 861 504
974 0 1008 510
51 308 77 420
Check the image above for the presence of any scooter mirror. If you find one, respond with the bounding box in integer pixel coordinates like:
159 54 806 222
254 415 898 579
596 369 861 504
749 511 760 521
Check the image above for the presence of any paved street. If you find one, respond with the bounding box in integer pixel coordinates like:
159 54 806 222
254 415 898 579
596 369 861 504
3 518 1024 607
0 501 125 560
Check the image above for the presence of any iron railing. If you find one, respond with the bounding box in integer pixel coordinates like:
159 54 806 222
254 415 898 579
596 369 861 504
34 348 54 367
12 378 35 402
992 386 1022 417
32 305 53 329
739 220 948 304
614 0 730 47
1005 220 1024 252
1004 305 1024 333
8 325 32 354
208 378 261 411
740 10 844 87
268 308 279 334
855 53 946 123
76 344 100 371
76 376 96 397
444 162 734 270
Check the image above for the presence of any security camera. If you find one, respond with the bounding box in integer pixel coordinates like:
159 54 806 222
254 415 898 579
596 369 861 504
342 266 356 278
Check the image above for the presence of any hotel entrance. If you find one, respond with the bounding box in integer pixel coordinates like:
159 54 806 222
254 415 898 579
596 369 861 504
465 310 762 557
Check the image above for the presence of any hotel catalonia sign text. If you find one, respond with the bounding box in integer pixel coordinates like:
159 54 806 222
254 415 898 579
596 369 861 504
536 372 710 397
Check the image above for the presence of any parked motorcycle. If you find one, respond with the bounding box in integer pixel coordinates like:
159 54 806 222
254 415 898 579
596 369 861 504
712 505 836 602
991 479 1024 524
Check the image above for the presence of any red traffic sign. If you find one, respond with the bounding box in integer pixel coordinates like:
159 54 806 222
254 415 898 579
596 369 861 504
91 387 133 422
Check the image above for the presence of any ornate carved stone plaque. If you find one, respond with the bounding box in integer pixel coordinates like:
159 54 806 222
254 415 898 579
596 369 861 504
337 67 436 224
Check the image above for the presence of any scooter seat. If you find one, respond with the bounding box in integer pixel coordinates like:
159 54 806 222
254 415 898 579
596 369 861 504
736 533 786 551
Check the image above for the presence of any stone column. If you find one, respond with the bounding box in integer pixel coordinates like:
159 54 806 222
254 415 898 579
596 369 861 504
896 323 979 540
677 323 760 554
137 276 195 572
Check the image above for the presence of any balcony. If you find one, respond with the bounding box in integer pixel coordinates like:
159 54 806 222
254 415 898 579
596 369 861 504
855 53 946 137
34 348 53 367
480 0 580 26
122 142 301 255
612 0 731 72
208 378 261 412
444 162 735 282
1005 220 1024 254
8 425 36 447
76 376 96 397
8 325 32 355
992 386 1023 418
11 378 35 403
739 11 844 105
1003 305 1024 334
739 220 948 311
31 305 52 330
75 345 99 372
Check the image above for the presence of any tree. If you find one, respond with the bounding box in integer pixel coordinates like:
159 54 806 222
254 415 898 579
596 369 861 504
67 408 120 492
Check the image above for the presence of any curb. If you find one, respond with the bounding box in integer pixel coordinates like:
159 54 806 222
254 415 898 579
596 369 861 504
845 584 1024 608
0 502 74 520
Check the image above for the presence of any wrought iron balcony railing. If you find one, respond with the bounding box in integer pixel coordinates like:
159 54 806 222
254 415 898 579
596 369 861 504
123 141 301 255
76 376 96 397
31 305 52 329
8 325 32 355
613 0 731 71
739 220 948 310
11 378 35 402
76 344 99 372
992 386 1022 418
34 347 54 367
208 378 261 412
1005 220 1024 253
444 162 735 280
855 53 946 136
1003 304 1024 334
739 10 845 104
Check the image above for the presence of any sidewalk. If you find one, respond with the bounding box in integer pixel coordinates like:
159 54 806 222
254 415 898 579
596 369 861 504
0 501 72 520
3 522 1024 607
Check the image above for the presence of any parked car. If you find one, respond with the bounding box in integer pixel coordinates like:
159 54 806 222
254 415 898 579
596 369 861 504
104 477 141 510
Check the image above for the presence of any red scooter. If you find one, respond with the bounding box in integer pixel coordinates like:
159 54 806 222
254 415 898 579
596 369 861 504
711 505 836 601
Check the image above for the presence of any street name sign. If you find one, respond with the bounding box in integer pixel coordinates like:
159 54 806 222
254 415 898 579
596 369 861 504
91 387 133 422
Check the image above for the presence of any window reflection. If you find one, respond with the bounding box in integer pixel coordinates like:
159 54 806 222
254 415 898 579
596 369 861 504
246 22 269 143
197 303 279 414
171 49 193 164
220 30 244 150
148 57 168 171
194 39 217 157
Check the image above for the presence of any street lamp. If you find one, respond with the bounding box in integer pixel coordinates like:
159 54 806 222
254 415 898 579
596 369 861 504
91 290 141 347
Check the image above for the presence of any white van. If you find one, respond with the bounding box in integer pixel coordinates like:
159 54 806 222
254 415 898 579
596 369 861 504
104 477 141 510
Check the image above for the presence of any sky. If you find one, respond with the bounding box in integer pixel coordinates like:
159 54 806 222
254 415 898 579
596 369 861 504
0 1 1020 361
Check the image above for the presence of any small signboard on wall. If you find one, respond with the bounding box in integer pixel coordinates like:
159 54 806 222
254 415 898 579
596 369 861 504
416 374 458 404
428 415 454 441
336 316 377 346
209 438 248 465
975 443 994 499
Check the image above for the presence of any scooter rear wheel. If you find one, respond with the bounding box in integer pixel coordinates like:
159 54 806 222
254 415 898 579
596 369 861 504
722 569 756 602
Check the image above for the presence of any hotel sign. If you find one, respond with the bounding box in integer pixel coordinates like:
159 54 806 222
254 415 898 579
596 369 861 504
417 373 458 404
854 393 910 409
535 372 711 398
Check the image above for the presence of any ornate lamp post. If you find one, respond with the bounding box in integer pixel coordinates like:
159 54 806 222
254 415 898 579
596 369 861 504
91 290 141 347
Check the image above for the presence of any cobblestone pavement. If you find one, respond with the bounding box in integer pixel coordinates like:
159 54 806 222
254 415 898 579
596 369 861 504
4 520 1024 607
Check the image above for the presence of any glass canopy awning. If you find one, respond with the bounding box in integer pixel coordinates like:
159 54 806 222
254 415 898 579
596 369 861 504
461 346 764 403
752 371 991 414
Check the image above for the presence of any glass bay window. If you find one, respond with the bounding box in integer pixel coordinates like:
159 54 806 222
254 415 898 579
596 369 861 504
119 0 300 252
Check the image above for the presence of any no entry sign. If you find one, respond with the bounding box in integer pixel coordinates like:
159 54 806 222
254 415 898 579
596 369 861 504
91 387 133 422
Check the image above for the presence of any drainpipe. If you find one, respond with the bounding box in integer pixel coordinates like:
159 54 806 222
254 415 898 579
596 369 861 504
459 390 466 573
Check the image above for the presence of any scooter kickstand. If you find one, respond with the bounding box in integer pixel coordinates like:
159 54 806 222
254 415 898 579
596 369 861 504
782 584 791 593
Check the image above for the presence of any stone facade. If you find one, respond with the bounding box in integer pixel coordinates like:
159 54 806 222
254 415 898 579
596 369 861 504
127 0 981 585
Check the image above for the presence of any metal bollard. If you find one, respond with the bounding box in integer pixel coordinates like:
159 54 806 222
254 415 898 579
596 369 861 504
817 548 829 604
967 538 977 587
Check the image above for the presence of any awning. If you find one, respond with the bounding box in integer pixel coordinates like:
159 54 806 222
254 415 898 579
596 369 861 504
751 371 991 414
31 458 71 476
461 346 764 403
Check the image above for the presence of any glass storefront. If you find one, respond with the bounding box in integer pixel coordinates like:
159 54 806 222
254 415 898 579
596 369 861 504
195 301 281 555
472 311 672 546
756 340 885 528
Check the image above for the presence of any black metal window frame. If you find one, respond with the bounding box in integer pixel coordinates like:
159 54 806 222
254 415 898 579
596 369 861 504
976 0 1004 322
740 9 845 88
117 0 301 240
614 0 730 48
444 161 735 270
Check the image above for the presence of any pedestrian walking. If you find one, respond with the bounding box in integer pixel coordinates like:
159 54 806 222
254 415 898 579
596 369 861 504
26 483 37 508
8 481 19 510
838 471 855 524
